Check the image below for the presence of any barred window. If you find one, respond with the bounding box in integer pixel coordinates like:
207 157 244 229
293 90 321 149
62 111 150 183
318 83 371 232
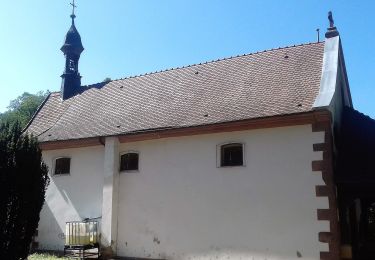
54 157 71 175
220 143 244 167
120 152 139 171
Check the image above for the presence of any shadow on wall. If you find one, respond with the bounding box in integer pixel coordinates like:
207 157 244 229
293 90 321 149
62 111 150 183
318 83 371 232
38 166 103 250
52 175 102 221
48 147 104 224
38 147 105 251
37 175 83 250
37 204 65 251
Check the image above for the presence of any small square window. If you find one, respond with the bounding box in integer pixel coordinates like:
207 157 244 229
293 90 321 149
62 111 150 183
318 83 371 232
54 157 71 175
220 143 244 167
120 152 139 171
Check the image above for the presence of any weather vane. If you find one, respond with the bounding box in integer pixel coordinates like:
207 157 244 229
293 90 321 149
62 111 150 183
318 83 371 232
70 0 77 20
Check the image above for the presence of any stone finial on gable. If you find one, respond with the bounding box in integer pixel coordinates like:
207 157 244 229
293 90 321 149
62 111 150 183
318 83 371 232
325 11 339 38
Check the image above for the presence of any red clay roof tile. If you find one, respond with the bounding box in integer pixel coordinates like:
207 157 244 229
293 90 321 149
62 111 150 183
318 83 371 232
27 42 325 142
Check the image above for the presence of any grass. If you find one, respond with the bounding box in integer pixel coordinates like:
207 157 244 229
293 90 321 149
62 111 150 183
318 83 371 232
28 253 71 260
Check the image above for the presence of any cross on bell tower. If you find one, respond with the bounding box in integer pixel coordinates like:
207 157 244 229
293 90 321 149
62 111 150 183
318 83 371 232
70 0 77 19
60 0 84 100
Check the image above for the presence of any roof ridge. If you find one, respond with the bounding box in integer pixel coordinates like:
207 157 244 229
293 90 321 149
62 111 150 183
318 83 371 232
83 41 324 88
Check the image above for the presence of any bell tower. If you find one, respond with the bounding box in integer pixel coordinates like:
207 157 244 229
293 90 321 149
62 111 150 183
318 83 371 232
60 0 84 100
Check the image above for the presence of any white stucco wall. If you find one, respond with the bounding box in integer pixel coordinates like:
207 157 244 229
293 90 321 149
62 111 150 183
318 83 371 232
117 125 329 260
36 125 329 259
37 145 104 250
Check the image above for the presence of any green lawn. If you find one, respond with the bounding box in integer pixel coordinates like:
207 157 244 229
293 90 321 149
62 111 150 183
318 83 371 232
28 253 70 260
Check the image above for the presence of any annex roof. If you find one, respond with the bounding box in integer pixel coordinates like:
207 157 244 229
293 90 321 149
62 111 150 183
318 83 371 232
26 42 325 142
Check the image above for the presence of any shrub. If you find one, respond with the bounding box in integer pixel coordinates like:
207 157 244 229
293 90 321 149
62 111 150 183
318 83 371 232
0 123 49 260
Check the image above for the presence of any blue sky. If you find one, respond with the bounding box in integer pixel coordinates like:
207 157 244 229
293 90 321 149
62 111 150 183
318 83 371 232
0 1 374 117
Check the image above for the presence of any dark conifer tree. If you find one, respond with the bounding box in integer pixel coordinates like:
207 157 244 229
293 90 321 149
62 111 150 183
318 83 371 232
0 122 49 260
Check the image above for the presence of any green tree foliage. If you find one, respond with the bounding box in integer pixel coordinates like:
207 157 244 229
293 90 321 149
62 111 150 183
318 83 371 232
0 123 49 260
0 91 50 129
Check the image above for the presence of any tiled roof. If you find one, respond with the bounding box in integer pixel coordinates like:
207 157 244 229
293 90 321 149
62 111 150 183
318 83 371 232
26 42 325 142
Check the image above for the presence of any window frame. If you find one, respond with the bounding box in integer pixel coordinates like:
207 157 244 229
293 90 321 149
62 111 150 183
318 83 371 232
217 142 245 168
119 151 140 173
53 156 72 176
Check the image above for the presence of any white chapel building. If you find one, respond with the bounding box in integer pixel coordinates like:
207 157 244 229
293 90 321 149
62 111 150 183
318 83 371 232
26 10 370 260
